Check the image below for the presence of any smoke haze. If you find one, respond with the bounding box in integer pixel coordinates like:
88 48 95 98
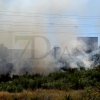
1 0 100 75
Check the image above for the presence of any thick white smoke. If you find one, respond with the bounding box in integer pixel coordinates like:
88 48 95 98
0 0 95 75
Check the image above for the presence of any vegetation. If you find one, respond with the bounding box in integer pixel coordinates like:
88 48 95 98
0 68 100 99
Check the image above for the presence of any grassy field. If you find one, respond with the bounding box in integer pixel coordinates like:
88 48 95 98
0 88 99 100
0 89 88 100
0 68 100 100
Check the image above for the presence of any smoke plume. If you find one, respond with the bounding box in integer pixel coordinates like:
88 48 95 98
1 0 99 75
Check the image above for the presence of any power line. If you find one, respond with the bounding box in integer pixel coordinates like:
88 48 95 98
0 13 100 19
0 11 100 18
0 23 100 27
0 11 58 15
0 21 92 26
0 21 99 28
0 30 100 34
0 21 91 27
0 21 89 25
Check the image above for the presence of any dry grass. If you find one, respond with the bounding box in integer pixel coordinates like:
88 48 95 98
0 89 99 100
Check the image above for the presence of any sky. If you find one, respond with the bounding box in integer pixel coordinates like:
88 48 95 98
0 0 100 49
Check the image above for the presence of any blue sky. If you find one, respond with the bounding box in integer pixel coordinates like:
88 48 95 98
76 0 100 40
47 0 100 46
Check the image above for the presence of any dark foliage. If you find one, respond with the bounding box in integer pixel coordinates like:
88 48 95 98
0 68 100 92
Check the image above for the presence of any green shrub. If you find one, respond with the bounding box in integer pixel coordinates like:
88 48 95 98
29 79 36 90
6 85 16 93
16 84 23 92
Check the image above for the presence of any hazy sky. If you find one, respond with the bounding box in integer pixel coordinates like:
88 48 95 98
0 0 100 49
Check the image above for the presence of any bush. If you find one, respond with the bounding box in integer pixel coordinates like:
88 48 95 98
29 79 36 90
16 84 23 92
6 85 16 93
